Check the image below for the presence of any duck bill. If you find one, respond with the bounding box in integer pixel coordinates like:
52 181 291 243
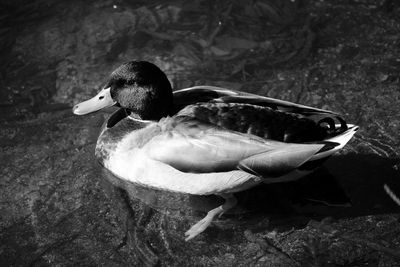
73 87 116 115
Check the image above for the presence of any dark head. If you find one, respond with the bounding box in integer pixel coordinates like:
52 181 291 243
73 61 173 120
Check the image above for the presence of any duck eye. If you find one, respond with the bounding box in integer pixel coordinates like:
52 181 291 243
99 96 104 100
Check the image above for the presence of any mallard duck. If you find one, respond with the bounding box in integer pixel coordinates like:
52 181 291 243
73 61 358 241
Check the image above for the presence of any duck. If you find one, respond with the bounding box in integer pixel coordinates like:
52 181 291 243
73 61 358 241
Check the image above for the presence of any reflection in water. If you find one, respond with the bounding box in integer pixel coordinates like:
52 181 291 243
99 152 400 236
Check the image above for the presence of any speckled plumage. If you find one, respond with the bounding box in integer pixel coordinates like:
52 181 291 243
177 102 328 142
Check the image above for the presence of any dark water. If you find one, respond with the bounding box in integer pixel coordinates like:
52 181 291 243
1 0 400 266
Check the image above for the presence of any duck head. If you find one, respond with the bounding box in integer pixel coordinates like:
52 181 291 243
73 61 173 120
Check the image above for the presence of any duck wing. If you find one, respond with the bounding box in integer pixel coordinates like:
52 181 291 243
173 86 347 141
173 86 338 116
142 117 326 178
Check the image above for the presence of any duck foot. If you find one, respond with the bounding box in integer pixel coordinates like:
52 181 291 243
185 193 237 241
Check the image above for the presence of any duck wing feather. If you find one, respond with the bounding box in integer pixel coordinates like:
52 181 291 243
173 86 338 116
142 117 326 178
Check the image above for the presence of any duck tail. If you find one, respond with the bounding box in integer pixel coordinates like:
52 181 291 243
309 125 359 161
294 125 358 173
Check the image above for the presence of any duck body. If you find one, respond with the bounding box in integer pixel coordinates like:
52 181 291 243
95 86 357 196
73 61 358 240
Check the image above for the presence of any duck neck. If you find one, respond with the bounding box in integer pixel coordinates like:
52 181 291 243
145 92 173 120
137 89 173 121
117 85 174 121
127 115 154 123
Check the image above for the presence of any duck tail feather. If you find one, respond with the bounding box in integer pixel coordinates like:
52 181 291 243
309 125 359 161
325 125 359 149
